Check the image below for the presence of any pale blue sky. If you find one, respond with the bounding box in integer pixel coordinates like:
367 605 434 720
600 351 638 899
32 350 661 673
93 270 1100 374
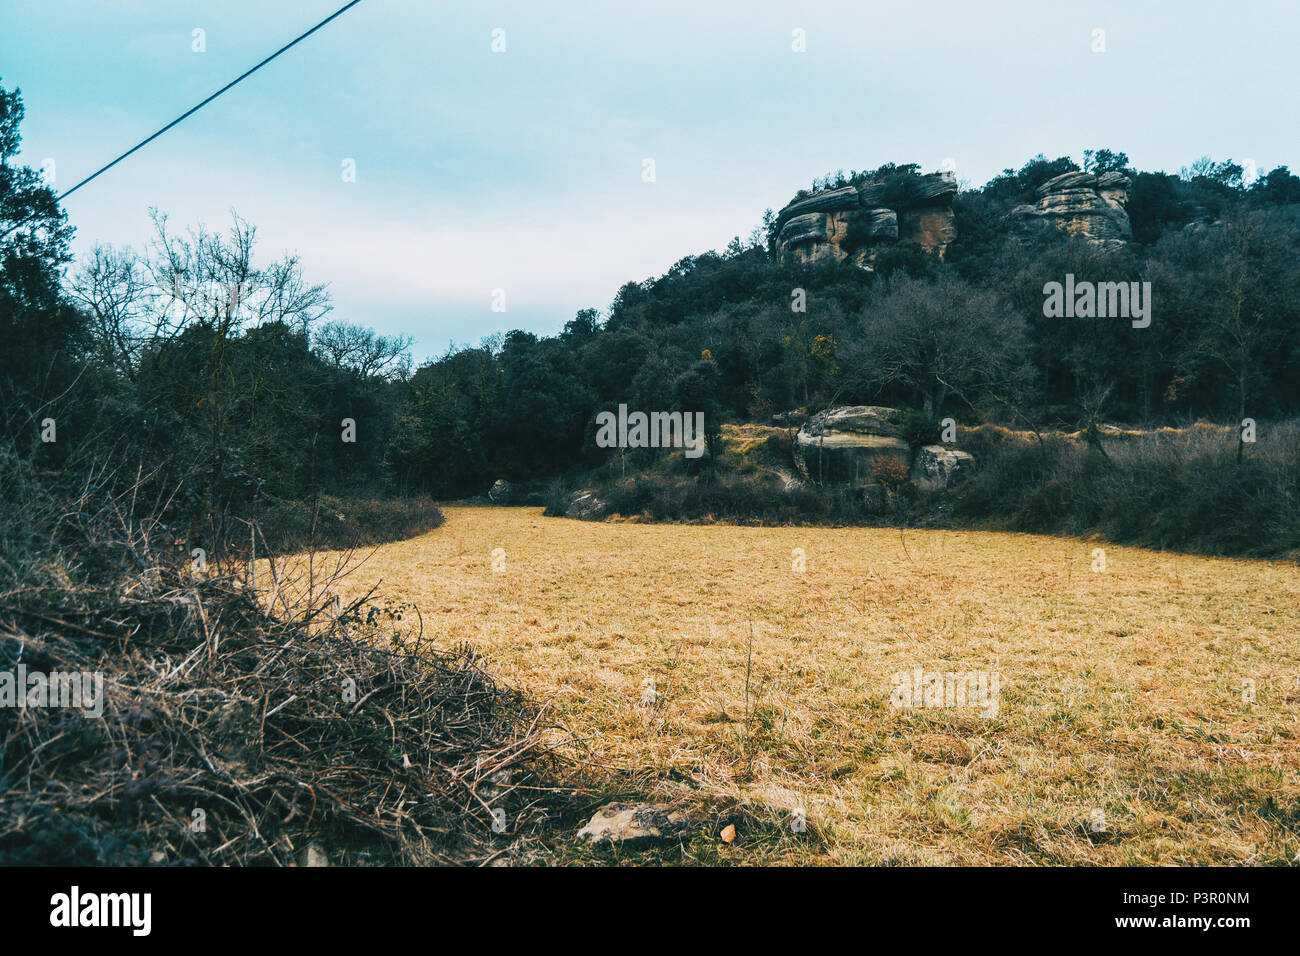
2 0 1296 362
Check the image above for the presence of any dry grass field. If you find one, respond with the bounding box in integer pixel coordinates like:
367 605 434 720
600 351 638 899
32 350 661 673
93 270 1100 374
298 505 1300 865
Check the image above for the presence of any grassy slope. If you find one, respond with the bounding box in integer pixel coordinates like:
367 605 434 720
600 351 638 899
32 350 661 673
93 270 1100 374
312 505 1300 865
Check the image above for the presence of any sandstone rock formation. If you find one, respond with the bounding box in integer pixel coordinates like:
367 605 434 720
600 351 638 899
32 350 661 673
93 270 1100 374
910 445 976 492
793 407 978 492
793 406 912 484
1007 170 1133 244
772 171 957 269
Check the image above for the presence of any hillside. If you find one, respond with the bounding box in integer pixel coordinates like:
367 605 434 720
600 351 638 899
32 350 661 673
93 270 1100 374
398 154 1300 517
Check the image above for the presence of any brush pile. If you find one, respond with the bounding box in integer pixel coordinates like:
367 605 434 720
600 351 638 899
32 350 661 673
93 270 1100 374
0 448 567 865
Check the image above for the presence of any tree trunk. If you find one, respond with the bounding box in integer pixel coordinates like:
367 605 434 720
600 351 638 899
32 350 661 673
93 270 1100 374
1237 368 1247 465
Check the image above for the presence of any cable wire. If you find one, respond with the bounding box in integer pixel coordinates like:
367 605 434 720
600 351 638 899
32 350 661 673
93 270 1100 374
1 0 365 240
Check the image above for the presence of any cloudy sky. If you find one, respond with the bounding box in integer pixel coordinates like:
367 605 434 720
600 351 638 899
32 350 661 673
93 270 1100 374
2 0 1296 361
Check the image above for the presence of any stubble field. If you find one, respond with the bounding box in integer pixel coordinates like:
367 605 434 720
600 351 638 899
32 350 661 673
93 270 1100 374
302 505 1300 865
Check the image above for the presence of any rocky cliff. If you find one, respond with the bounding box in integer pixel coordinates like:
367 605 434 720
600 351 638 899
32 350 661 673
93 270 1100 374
1007 170 1133 244
772 166 1136 270
772 171 958 270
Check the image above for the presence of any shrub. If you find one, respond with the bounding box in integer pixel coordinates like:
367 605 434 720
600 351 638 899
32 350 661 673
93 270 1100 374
257 495 444 554
566 419 1300 559
0 451 567 866
871 456 911 492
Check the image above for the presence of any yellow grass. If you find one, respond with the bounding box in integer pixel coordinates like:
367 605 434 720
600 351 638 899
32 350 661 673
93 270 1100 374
305 506 1300 865
720 422 791 456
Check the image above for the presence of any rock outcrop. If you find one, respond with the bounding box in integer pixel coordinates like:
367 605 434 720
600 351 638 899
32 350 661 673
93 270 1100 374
793 407 978 491
565 490 609 520
772 171 957 270
910 445 976 492
793 406 911 484
773 165 1135 268
1007 170 1133 244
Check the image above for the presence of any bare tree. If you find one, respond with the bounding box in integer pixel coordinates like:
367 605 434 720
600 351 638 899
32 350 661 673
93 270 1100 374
313 321 413 380
1191 216 1284 463
842 273 1034 419
72 210 333 362
68 244 147 381
143 208 331 341
72 210 337 483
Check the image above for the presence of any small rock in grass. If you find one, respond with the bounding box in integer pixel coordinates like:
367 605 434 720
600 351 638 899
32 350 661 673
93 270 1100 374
576 803 703 845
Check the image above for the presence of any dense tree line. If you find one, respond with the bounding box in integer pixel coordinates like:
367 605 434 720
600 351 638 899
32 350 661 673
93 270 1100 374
2 84 411 539
404 152 1300 496
4 80 1299 505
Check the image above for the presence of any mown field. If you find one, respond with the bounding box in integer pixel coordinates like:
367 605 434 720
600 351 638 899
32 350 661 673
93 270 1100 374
307 505 1300 865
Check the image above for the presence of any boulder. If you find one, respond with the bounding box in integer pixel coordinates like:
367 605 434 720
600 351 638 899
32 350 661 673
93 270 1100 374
488 479 512 503
793 406 912 485
576 802 705 845
910 445 976 492
565 491 609 520
803 405 907 438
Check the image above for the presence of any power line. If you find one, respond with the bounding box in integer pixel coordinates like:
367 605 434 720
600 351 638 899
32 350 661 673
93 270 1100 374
1 0 365 240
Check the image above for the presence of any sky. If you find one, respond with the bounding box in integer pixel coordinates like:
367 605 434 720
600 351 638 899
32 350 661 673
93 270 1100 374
2 0 1297 363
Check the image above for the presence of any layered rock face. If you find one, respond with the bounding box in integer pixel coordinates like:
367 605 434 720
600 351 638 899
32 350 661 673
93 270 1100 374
793 406 978 494
773 166 1136 269
793 406 912 484
1007 170 1133 243
773 171 957 269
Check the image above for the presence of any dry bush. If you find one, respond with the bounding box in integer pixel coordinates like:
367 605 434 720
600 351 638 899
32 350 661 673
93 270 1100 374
0 448 574 866
956 418 1300 558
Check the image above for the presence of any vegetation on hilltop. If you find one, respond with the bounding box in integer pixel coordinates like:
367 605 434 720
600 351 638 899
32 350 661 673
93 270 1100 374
3 76 1299 550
